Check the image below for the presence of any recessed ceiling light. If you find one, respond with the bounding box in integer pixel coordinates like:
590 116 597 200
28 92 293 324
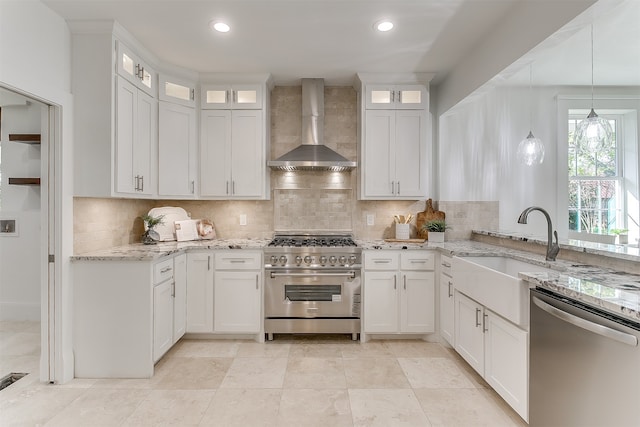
209 21 230 33
374 20 394 32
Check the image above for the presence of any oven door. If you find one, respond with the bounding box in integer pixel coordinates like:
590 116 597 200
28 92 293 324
265 269 361 318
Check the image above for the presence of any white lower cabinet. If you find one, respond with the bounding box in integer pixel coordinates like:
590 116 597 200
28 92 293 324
439 255 455 346
363 250 435 335
173 253 187 342
186 252 214 333
454 290 528 421
214 251 262 333
74 254 186 378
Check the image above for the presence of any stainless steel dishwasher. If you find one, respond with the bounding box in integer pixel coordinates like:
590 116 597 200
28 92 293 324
530 288 640 427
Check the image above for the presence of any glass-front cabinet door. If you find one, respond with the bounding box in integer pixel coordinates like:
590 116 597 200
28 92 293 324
159 74 196 107
201 84 262 109
116 41 156 97
365 84 427 110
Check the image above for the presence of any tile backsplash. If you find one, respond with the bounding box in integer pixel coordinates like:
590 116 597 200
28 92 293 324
73 85 499 253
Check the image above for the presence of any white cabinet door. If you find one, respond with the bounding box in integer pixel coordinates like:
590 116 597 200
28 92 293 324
400 271 434 333
454 291 485 375
361 110 426 199
116 41 156 96
115 76 155 196
485 310 528 421
173 254 187 343
200 110 232 196
230 110 263 197
158 101 197 197
439 272 455 346
394 110 426 198
200 110 263 198
159 74 196 107
186 252 214 333
363 110 394 197
153 280 173 362
201 84 262 109
365 84 427 110
363 271 399 333
214 271 261 333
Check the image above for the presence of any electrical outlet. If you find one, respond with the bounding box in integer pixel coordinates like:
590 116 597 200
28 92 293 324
366 214 375 226
239 214 247 226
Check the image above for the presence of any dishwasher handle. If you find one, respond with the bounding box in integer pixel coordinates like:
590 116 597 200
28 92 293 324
532 296 638 347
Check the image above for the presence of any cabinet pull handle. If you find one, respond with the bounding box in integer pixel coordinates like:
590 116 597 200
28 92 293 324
442 262 451 268
135 64 140 78
374 260 391 264
394 275 397 290
391 181 395 194
483 313 488 333
410 260 427 263
190 88 195 100
160 266 172 274
397 181 400 194
229 259 246 263
139 175 144 192
403 275 406 290
171 281 175 297
226 181 229 195
256 274 259 290
191 180 195 194
475 308 482 327
232 181 235 194
391 90 395 103
398 90 402 104
207 255 211 271
448 281 453 297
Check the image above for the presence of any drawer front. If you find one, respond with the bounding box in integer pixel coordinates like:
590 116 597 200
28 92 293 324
440 254 453 277
154 258 174 284
215 251 262 270
400 251 435 271
364 251 399 270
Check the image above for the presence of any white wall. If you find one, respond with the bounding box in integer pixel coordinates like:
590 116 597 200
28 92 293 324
0 102 43 320
0 0 74 383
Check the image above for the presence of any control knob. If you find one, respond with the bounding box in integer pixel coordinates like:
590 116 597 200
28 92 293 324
319 255 327 265
279 256 287 265
339 256 347 265
349 255 357 265
329 255 337 265
304 255 312 265
270 255 278 265
295 255 303 265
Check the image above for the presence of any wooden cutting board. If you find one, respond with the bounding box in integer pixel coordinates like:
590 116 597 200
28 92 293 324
416 199 445 239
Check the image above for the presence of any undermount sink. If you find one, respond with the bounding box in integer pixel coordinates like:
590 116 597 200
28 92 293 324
452 256 555 327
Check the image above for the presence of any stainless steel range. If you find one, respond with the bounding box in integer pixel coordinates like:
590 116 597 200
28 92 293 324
264 234 362 340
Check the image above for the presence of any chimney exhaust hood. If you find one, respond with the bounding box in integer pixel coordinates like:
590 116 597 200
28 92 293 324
268 78 356 172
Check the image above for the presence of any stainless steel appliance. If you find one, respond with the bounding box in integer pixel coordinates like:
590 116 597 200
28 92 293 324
264 234 361 340
530 288 640 427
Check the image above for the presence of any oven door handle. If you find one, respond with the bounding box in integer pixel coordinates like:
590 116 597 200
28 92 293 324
270 271 357 279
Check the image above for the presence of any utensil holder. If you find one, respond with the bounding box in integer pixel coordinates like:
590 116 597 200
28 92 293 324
395 223 410 240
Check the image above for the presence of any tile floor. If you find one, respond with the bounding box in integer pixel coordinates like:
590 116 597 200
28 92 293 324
0 323 528 426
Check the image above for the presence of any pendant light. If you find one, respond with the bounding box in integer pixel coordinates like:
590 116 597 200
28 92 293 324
574 23 613 152
517 63 545 166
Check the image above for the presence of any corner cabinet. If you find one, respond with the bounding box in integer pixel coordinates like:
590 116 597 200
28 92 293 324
72 29 158 198
362 250 435 338
355 74 433 200
199 77 271 199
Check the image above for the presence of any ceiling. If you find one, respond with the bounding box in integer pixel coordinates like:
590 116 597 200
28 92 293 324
41 0 525 86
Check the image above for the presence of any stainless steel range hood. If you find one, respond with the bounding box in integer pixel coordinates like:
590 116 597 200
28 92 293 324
268 78 356 172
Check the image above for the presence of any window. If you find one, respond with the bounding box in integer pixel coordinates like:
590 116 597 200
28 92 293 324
568 112 621 235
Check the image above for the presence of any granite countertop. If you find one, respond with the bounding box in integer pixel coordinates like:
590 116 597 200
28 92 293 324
70 238 271 261
72 236 640 324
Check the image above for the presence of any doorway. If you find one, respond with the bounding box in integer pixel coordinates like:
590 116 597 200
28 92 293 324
0 86 56 384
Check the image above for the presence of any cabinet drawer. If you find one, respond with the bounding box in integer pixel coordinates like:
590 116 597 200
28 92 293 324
440 254 453 277
215 251 262 270
400 251 435 270
364 251 399 270
154 258 174 284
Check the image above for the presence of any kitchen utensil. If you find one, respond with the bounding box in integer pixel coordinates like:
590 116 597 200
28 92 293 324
416 199 445 239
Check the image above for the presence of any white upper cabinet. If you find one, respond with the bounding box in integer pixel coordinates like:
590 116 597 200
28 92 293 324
116 41 156 97
159 74 196 108
365 84 427 110
201 84 262 109
355 73 433 201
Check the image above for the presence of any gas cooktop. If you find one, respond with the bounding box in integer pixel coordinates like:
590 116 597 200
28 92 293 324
267 234 357 248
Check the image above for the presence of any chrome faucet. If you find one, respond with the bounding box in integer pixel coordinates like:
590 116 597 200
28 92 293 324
517 206 560 261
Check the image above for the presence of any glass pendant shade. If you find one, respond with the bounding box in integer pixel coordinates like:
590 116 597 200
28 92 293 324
517 131 545 166
575 108 613 152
